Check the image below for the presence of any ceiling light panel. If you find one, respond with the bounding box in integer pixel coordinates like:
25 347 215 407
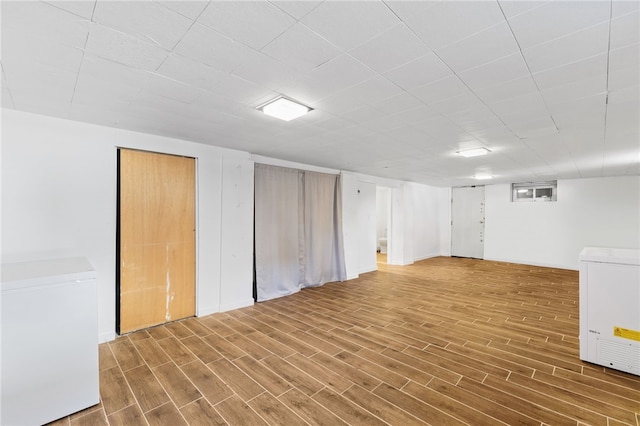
458 147 491 157
259 97 311 121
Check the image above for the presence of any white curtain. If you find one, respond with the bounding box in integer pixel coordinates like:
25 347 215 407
255 164 346 301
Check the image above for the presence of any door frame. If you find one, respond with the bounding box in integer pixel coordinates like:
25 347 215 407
115 147 198 334
450 185 485 259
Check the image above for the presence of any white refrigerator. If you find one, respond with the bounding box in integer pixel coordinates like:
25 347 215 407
1 257 100 425
579 247 640 376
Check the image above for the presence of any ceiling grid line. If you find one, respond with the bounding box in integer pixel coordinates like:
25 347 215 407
600 0 615 177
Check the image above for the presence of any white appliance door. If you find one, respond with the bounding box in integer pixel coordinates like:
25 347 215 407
451 186 485 259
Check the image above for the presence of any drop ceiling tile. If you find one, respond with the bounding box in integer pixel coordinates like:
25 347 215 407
474 75 539 104
73 58 150 104
497 1 548 19
143 73 202 103
549 94 607 127
458 53 530 91
384 52 452 91
413 115 469 141
384 1 439 23
156 1 208 20
611 11 640 49
10 89 73 119
197 1 296 50
2 1 90 48
381 125 432 145
3 58 77 102
499 106 552 130
468 125 519 144
80 55 152 90
403 1 505 50
286 54 377 102
444 105 503 130
608 60 640 91
301 1 399 51
2 27 84 74
316 75 403 114
230 52 302 92
349 23 430 74
507 1 611 49
608 84 640 105
395 105 441 125
522 22 609 74
45 1 96 19
539 75 607 105
271 1 323 19
261 23 341 72
533 53 608 90
85 24 168 71
92 1 192 50
340 105 388 125
606 99 640 129
436 22 520 73
410 75 469 105
489 91 549 118
71 78 139 110
156 54 228 92
609 43 640 74
2 85 15 106
198 72 272 106
430 91 486 116
174 23 263 73
369 93 424 115
310 115 356 133
363 112 412 133
612 0 640 17
508 115 558 139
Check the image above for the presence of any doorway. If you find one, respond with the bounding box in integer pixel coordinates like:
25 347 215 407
451 186 485 259
117 148 196 334
376 186 391 264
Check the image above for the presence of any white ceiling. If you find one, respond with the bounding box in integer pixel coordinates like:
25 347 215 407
2 0 638 186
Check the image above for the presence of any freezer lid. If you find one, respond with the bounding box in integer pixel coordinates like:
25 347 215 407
1 257 96 291
579 247 640 266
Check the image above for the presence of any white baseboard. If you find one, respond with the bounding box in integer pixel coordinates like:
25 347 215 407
99 330 116 343
413 252 442 263
219 298 254 312
196 305 220 317
482 256 577 271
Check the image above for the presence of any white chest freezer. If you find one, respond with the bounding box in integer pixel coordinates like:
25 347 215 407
579 247 640 376
1 257 100 425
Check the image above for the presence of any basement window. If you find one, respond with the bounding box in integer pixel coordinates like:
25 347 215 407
511 181 557 202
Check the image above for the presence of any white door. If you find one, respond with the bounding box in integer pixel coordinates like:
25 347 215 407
451 186 485 259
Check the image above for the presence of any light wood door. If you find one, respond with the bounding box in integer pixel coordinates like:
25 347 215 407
118 149 195 334
451 186 485 259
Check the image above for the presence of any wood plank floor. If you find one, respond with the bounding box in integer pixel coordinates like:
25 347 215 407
49 256 640 426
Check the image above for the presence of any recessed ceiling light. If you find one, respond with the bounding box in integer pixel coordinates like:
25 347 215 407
457 147 491 157
258 96 311 121
474 174 493 180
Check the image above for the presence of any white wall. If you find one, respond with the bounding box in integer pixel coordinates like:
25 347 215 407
484 176 640 270
408 182 451 262
356 181 377 274
376 187 390 245
1 109 254 342
343 172 450 273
